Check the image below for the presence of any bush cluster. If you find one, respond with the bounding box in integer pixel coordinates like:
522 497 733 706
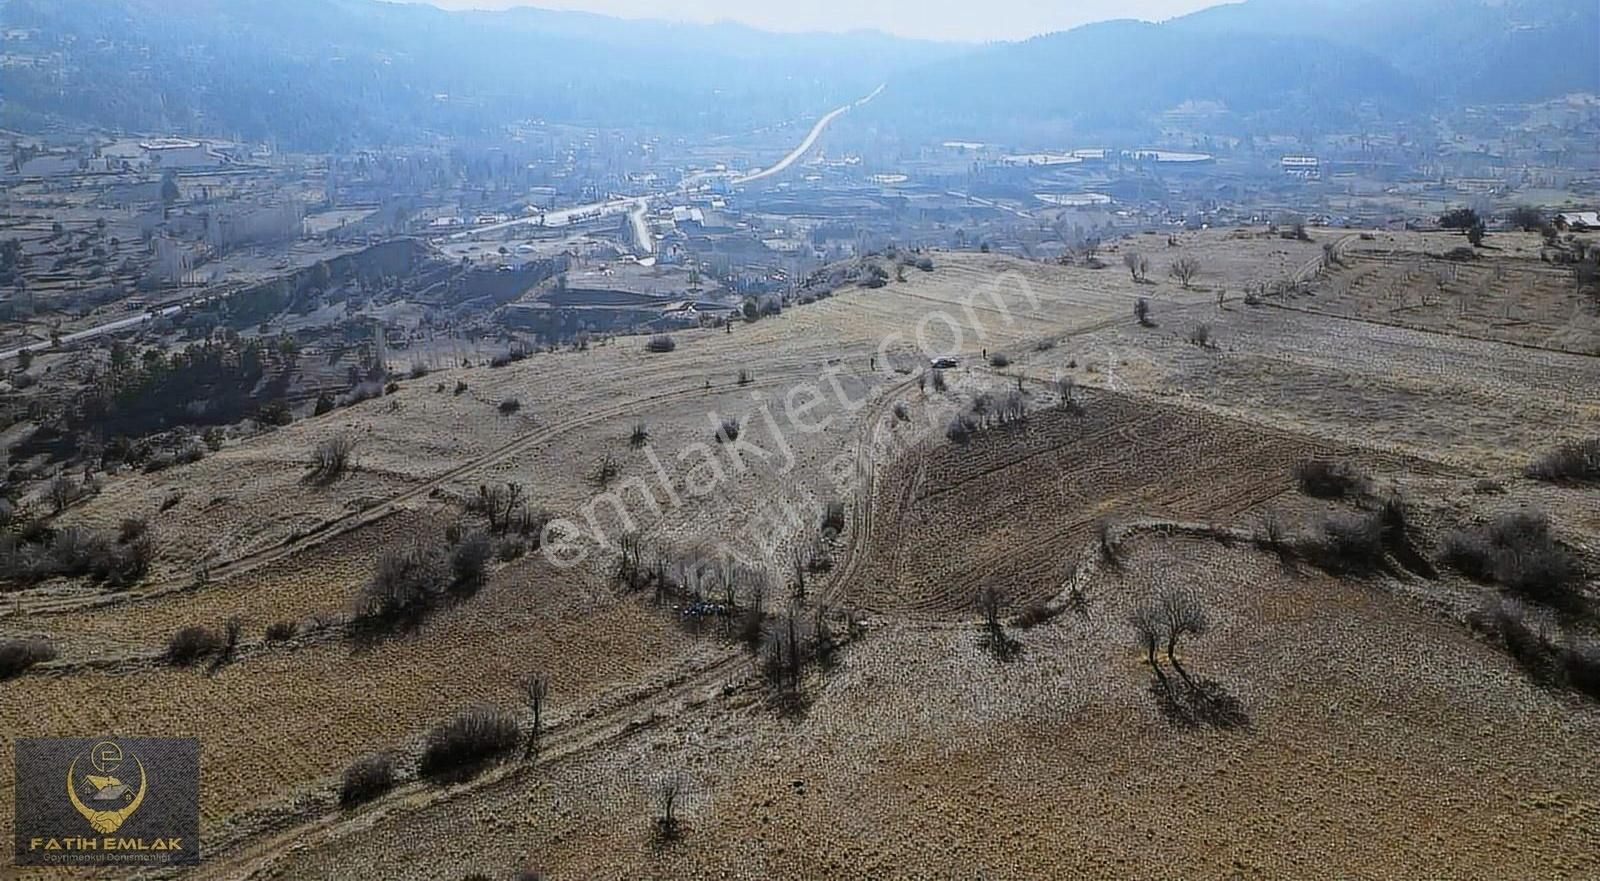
339 752 397 807
0 524 154 588
353 533 493 627
1527 439 1600 484
1293 459 1371 499
1441 512 1585 610
0 638 57 680
417 705 520 780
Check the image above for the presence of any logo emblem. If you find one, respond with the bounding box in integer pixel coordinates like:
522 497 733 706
66 741 148 834
14 736 199 866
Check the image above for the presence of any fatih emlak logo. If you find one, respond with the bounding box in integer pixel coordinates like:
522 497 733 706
65 740 148 834
13 736 199 867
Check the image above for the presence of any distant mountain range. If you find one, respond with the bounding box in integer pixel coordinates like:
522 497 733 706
1 0 1594 149
881 0 1599 139
0 0 956 148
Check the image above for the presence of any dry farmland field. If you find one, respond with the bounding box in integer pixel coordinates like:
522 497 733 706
3 230 1600 880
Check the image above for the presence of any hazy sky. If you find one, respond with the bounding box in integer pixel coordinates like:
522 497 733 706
420 0 1230 42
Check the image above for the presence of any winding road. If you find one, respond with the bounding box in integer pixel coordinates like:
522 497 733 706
0 86 884 364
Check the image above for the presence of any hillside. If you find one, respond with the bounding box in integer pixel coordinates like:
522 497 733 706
879 0 1599 139
1171 0 1600 102
0 0 958 148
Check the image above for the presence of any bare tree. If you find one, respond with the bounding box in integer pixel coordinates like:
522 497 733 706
522 672 549 755
1169 255 1201 289
978 586 1020 660
1123 251 1150 282
1155 586 1209 684
473 482 524 533
1129 602 1165 682
309 436 357 484
653 772 687 842
1055 376 1082 414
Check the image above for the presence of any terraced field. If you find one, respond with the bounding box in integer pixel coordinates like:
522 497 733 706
853 391 1343 615
3 231 1597 880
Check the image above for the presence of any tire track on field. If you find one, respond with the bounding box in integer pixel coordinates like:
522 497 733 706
190 649 746 881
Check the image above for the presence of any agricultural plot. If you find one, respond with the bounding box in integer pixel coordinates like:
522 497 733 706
1308 230 1600 354
853 393 1326 614
255 536 1600 881
3 232 1597 880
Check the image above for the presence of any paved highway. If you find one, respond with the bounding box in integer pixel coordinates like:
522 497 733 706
1 85 885 362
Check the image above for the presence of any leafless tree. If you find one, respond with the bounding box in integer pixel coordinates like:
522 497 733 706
522 672 549 756
309 435 357 484
473 482 524 533
1122 250 1151 282
1055 376 1082 414
1129 602 1165 682
590 454 620 489
1169 255 1201 289
615 531 647 590
978 586 1020 660
653 772 687 842
46 475 76 513
1155 585 1209 684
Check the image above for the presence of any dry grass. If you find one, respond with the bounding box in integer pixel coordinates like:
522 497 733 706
5 234 1599 879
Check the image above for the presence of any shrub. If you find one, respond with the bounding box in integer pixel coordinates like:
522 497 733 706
314 391 337 415
1187 324 1213 348
988 352 1011 368
945 417 971 445
339 752 396 808
496 537 527 562
0 638 57 679
737 369 753 386
409 361 429 379
629 422 649 447
930 369 947 393
1293 459 1371 499
1442 511 1585 609
165 625 225 666
645 334 677 353
1526 438 1600 484
175 442 206 466
453 381 468 396
1134 297 1154 327
1483 600 1600 700
1013 599 1062 629
716 418 740 444
821 501 847 536
449 531 493 593
118 517 148 544
264 620 298 642
418 705 520 781
357 543 448 622
258 399 294 426
309 436 356 483
498 397 521 415
1302 511 1386 574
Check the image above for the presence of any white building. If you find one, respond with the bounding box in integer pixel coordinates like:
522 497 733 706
139 138 219 170
1281 156 1321 179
